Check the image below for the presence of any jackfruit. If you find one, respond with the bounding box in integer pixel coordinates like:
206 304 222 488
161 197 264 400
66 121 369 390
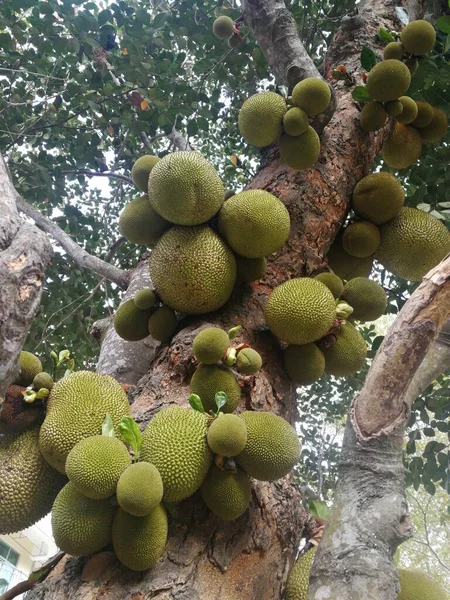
400 20 436 56
51 482 115 556
39 371 130 474
149 225 236 314
228 34 240 48
285 547 317 600
366 60 411 102
322 322 367 377
190 364 241 413
376 207 450 281
148 306 177 342
114 299 152 341
352 172 405 225
148 151 224 226
398 568 449 600
14 351 42 386
283 107 309 136
279 127 321 170
117 462 163 517
264 278 336 345
341 278 387 322
383 42 404 60
213 16 234 40
405 57 419 75
283 344 325 386
235 348 262 375
218 190 290 258
237 411 300 481
65 435 131 499
0 426 66 535
313 273 344 299
207 413 247 457
193 327 230 364
238 91 287 148
140 406 212 502
411 100 434 128
33 372 54 391
131 155 159 192
418 108 448 142
201 465 251 521
397 97 419 124
235 255 266 282
342 221 381 258
291 78 331 117
381 123 422 169
134 289 156 310
119 195 171 247
360 102 387 132
384 100 403 117
326 236 374 280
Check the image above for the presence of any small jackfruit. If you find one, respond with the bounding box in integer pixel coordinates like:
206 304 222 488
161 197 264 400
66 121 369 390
264 278 336 345
201 465 251 521
14 351 42 386
228 34 240 48
283 344 325 386
117 462 163 517
190 363 241 413
341 277 387 322
193 327 230 364
237 411 300 481
235 255 266 282
342 221 381 258
383 42 404 60
279 127 321 170
405 57 419 75
285 547 317 600
207 413 247 457
65 435 131 499
397 97 419 124
131 155 159 192
33 372 54 391
352 172 405 225
238 91 287 148
384 100 403 117
119 195 171 247
283 107 309 136
400 20 436 56
212 16 234 40
134 289 156 310
235 348 262 375
218 190 290 259
313 273 344 299
418 107 448 142
381 123 422 169
366 60 411 102
291 78 331 117
114 299 152 341
411 100 434 128
322 322 367 377
326 236 374 280
360 102 387 132
398 568 449 600
148 306 177 342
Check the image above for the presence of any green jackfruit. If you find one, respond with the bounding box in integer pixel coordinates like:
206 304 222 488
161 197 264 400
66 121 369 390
114 299 152 341
383 42 404 60
148 306 177 342
218 190 290 258
201 465 251 521
131 155 159 192
381 123 422 169
279 127 321 170
0 426 66 535
405 57 419 75
65 435 131 500
150 225 236 315
212 16 234 40
285 547 317 600
237 411 300 481
134 289 156 310
397 97 419 124
117 462 163 517
322 322 367 377
207 413 247 457
283 344 325 386
313 273 344 299
376 207 450 281
235 255 266 282
148 151 224 226
33 372 54 391
140 406 212 502
400 20 436 56
418 108 448 142
398 568 449 600
51 482 115 556
14 351 42 386
228 34 240 48
235 348 262 375
411 100 434 128
360 102 387 132
366 60 411 102
238 91 287 148
265 278 336 345
119 195 171 247
190 364 241 413
342 221 381 258
326 236 374 280
384 100 403 117
39 371 130 474
352 172 405 225
283 107 309 136
193 327 230 364
291 78 331 117
341 277 387 322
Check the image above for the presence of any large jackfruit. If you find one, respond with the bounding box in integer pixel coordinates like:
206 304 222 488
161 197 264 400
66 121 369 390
398 568 449 600
283 107 309 136
207 413 248 457
342 221 381 258
352 172 405 225
283 344 325 386
291 78 331 117
190 363 241 413
418 107 448 142
400 20 436 56
359 102 387 132
193 327 230 364
238 91 287 148
285 547 317 600
366 60 411 102
14 351 42 386
341 278 387 322
201 465 251 521
322 322 367 377
117 462 163 517
147 306 177 342
326 236 374 280
114 299 152 341
381 123 422 169
119 195 171 247
279 127 321 170
313 273 344 299
411 100 434 128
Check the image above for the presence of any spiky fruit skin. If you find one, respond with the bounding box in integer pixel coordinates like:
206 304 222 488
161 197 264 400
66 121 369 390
327 237 374 280
291 78 331 116
117 462 163 517
285 547 317 600
283 107 309 136
207 414 248 457
381 123 422 169
279 127 321 170
418 108 448 142
0 426 66 535
134 289 156 310
398 568 449 600
193 327 230 364
190 364 241 413
283 344 325 386
149 225 236 315
235 255 266 282
148 306 177 342
360 102 387 132
400 20 436 56
235 348 262 375
114 299 152 341
212 16 234 40
313 273 344 299
140 406 212 502
322 322 367 377
15 351 42 386
65 435 131 500
265 278 336 345
376 207 450 281
51 482 115 556
201 465 251 521
238 91 287 148
383 42 404 60
237 411 300 481
342 221 381 258
385 100 403 117
341 278 387 322
131 155 159 191
218 190 290 258
33 372 54 391
397 97 419 124
411 100 434 128
39 371 130 474
366 60 411 102
352 172 405 225
119 195 171 247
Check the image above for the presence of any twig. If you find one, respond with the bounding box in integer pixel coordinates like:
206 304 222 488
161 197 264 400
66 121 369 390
52 169 133 185
0 552 65 600
104 236 127 262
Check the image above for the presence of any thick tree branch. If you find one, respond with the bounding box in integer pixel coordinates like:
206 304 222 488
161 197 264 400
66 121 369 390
0 156 20 250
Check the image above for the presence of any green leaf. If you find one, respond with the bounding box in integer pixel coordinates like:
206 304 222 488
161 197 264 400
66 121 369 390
102 413 115 438
227 325 242 340
360 46 377 72
58 349 70 362
352 86 372 102
378 28 395 43
187 119 198 136
215 391 228 411
189 393 205 413
436 16 450 34
371 335 384 353
119 416 143 455
308 500 331 520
